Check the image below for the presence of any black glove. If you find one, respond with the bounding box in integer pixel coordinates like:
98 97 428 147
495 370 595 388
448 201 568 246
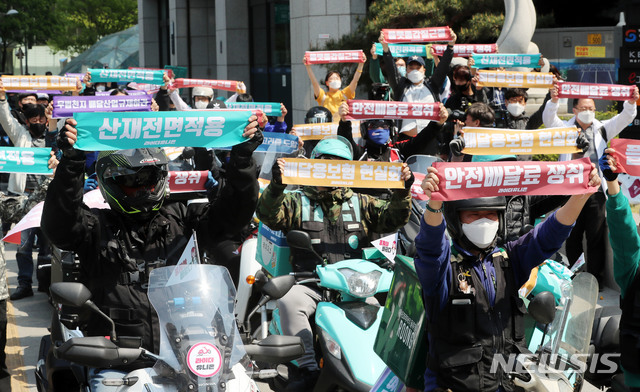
231 129 264 158
56 121 85 160
576 132 590 154
271 160 283 185
598 153 618 182
404 171 415 191
449 137 465 157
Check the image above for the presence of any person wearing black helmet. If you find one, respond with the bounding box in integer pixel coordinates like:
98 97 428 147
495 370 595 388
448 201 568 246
415 164 601 392
304 106 332 124
41 115 262 389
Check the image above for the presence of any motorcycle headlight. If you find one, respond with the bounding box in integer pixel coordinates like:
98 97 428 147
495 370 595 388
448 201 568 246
339 268 382 298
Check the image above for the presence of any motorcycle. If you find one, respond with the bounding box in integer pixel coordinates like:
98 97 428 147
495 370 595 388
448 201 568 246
44 264 304 391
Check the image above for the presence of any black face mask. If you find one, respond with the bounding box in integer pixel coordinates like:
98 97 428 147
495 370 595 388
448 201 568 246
453 83 469 93
29 123 47 138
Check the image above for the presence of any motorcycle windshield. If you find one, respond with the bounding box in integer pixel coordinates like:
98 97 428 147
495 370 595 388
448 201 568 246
147 265 248 391
405 155 442 206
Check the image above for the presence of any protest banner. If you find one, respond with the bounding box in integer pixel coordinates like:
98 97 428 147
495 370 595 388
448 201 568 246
227 102 282 116
476 70 554 88
1 75 79 91
127 82 162 94
430 158 596 201
52 95 152 118
461 127 580 155
344 100 439 121
410 172 428 201
292 121 361 141
281 158 404 189
304 50 366 64
73 110 253 151
167 171 208 193
557 81 636 101
95 90 149 96
431 43 498 57
172 78 239 92
610 138 640 176
382 27 452 43
216 132 299 154
129 67 174 79
374 43 498 58
0 147 53 174
471 53 541 69
5 90 62 94
89 68 165 84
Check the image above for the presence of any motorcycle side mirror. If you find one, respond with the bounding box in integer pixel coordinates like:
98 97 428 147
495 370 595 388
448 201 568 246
262 275 296 301
50 282 92 308
286 230 324 264
528 291 556 325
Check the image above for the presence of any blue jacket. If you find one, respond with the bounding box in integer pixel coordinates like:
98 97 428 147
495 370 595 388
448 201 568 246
414 211 574 391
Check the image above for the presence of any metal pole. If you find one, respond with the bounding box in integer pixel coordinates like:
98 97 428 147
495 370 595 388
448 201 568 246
24 38 28 74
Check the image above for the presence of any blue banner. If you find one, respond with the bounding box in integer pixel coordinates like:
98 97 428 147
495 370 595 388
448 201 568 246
226 102 283 116
73 111 253 151
88 68 166 84
374 43 428 57
217 132 298 154
0 147 53 174
471 53 541 69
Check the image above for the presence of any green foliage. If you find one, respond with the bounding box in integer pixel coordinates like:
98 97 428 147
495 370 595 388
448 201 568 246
48 0 138 53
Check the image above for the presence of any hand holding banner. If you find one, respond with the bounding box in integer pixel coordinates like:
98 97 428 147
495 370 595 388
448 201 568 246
461 127 580 155
304 50 366 64
292 121 360 141
476 70 554 88
471 53 541 69
557 81 636 101
172 78 239 92
430 158 596 201
0 147 53 174
343 100 440 121
281 158 404 189
89 68 166 84
1 76 79 91
52 95 152 118
382 27 452 43
609 139 640 176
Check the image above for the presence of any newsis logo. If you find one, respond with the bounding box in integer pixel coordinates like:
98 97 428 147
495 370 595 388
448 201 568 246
490 353 620 375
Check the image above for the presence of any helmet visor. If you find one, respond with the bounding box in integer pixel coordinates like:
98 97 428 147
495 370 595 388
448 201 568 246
105 166 166 188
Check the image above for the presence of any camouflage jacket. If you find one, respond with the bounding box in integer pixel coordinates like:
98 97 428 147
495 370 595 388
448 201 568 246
256 183 412 237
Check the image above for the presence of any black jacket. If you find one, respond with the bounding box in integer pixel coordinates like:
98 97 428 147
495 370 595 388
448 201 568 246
41 152 259 359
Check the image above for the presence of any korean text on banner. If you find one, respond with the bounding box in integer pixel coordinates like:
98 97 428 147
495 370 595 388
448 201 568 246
0 147 53 174
557 82 636 101
430 158 596 201
227 102 282 116
73 110 253 151
304 50 366 64
461 127 580 155
293 121 361 141
476 70 554 88
216 132 299 154
172 78 238 92
610 139 640 176
167 171 208 193
374 43 498 58
88 68 165 84
471 53 541 69
1 76 79 91
344 100 440 121
382 27 451 43
52 95 152 118
281 158 405 189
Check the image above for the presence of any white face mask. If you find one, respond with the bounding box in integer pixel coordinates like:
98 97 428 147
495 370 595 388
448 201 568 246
461 218 499 249
194 100 208 110
507 103 525 118
577 110 595 125
407 69 424 84
328 80 341 90
96 85 106 92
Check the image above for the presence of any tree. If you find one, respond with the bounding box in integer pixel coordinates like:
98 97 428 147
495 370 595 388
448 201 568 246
48 0 137 54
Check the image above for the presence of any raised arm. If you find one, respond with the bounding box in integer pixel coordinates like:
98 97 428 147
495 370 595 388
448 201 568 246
347 61 366 93
304 57 323 99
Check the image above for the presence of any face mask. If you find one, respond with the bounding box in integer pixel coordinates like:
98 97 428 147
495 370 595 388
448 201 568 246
96 85 106 92
194 100 208 110
577 110 595 125
507 103 525 118
407 69 424 84
328 80 341 90
453 83 469 92
397 66 407 77
29 123 47 137
367 128 390 145
461 217 499 249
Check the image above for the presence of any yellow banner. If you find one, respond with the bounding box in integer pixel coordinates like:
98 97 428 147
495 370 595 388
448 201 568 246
461 127 581 155
575 46 606 58
1 75 80 91
281 158 404 189
292 121 360 141
476 70 554 88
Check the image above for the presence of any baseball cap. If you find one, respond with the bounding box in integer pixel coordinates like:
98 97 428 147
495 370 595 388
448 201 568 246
408 55 426 67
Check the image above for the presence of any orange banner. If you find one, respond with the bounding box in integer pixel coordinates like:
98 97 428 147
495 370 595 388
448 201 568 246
292 122 361 141
461 127 581 155
281 158 404 189
1 75 79 91
476 70 554 88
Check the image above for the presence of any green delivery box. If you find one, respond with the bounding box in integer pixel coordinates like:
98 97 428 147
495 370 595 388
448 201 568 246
373 254 427 389
256 222 292 276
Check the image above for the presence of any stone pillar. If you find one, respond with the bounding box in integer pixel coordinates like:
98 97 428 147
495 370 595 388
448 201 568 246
138 0 160 67
215 0 250 97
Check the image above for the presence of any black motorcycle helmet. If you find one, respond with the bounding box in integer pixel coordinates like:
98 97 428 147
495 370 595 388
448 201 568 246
444 196 507 251
305 106 332 124
96 148 169 216
360 119 396 141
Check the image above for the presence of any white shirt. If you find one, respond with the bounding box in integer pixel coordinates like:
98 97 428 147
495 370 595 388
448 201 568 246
400 83 434 134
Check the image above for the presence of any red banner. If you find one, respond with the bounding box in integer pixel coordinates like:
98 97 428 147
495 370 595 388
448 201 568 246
304 50 366 64
172 78 238 92
430 158 596 201
411 172 429 201
557 81 635 101
343 99 440 121
610 139 640 176
382 27 451 43
167 171 208 193
432 43 498 57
